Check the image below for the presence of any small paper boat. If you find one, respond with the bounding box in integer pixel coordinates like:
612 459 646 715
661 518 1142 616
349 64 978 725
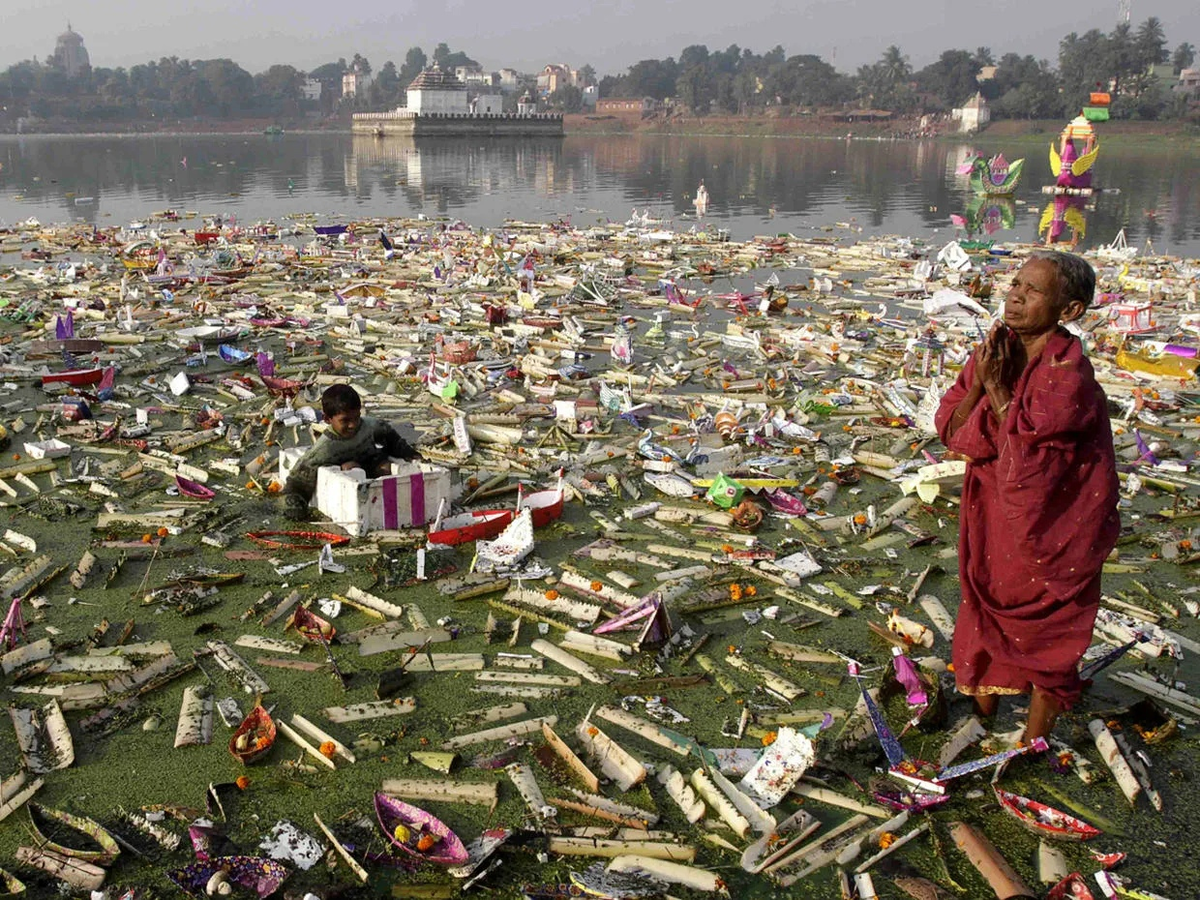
428 509 514 547
41 367 104 387
175 325 241 346
289 605 335 642
175 474 215 500
314 224 349 236
764 487 808 516
27 803 121 865
246 531 351 550
229 705 277 765
519 472 565 528
167 855 289 898
644 471 696 498
993 786 1101 841
373 793 469 866
22 439 70 460
260 375 307 398
475 508 534 573
218 344 253 365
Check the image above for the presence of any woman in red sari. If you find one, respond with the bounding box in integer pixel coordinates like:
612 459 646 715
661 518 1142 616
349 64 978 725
935 251 1119 742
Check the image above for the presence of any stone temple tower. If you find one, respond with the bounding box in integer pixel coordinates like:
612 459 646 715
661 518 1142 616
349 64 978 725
51 24 90 77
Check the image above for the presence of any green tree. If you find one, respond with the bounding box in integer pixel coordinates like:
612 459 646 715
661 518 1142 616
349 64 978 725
915 49 979 110
1135 17 1168 69
1172 42 1196 73
398 47 427 89
350 53 371 76
577 64 597 87
548 84 582 112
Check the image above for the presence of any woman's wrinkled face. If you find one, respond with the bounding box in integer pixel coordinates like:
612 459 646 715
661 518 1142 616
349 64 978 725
328 409 362 438
1004 258 1069 337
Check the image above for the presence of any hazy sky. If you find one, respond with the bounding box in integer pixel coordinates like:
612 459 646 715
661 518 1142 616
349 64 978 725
6 0 1199 77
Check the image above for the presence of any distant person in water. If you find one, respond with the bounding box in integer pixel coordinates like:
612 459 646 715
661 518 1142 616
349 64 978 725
282 384 418 520
935 251 1119 743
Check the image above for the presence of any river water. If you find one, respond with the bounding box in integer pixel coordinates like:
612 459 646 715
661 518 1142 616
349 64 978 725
0 131 1197 256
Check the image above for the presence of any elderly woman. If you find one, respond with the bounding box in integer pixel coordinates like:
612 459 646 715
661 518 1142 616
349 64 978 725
935 251 1120 742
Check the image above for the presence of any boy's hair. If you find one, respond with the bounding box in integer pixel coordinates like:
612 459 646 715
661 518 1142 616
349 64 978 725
321 384 362 419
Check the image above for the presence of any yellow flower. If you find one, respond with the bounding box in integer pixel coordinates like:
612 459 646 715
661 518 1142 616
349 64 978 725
319 741 337 759
762 731 778 747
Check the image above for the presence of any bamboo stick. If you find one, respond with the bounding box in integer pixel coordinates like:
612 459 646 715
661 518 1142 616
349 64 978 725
1088 719 1142 806
277 720 337 770
542 720 600 792
949 821 1037 899
547 837 694 861
576 710 647 791
381 778 499 810
442 715 558 750
313 813 368 883
291 713 356 764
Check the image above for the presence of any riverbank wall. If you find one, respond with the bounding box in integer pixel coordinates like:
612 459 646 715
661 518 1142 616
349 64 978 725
351 111 563 138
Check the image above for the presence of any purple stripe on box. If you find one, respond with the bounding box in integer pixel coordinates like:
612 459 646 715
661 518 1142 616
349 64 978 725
383 479 399 529
410 473 425 525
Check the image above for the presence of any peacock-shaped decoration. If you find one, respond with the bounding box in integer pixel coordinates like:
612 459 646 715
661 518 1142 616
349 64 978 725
956 150 1025 196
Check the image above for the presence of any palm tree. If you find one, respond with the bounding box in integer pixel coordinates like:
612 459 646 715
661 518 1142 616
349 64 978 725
879 46 911 86
1172 42 1196 74
1135 17 1168 69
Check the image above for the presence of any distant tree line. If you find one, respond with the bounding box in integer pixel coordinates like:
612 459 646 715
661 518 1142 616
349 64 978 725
0 24 1194 127
598 19 1195 120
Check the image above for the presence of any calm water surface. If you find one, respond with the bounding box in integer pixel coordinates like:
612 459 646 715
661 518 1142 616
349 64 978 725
0 132 1197 256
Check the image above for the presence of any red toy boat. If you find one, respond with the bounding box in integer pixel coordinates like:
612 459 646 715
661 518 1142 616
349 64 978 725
175 474 215 500
229 705 276 764
428 509 515 547
519 471 565 528
373 793 468 866
41 367 104 387
993 786 1101 841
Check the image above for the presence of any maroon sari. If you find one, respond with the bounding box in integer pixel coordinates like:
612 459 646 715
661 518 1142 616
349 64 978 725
935 328 1119 707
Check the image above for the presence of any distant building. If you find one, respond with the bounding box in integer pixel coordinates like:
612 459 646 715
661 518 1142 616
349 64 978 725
582 85 598 111
50 24 89 77
407 66 469 115
516 92 539 116
1177 68 1200 96
455 65 497 89
977 65 998 82
342 68 373 99
301 78 323 102
498 68 521 92
952 92 990 133
537 64 577 96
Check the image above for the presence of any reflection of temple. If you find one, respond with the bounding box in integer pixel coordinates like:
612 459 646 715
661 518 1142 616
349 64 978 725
345 135 571 209
51 24 90 76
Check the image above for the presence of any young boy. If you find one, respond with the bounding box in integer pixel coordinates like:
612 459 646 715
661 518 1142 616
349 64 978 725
282 384 418 520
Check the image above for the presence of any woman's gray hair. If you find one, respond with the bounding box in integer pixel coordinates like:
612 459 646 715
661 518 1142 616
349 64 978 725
1029 250 1096 309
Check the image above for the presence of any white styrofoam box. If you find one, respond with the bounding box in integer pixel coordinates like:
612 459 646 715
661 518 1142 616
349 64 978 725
315 461 451 537
278 446 310 485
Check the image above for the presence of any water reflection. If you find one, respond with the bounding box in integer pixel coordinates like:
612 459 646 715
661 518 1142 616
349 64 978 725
0 133 1195 255
1039 195 1090 249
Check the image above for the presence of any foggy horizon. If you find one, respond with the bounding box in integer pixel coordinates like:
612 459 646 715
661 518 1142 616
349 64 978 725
5 0 1199 79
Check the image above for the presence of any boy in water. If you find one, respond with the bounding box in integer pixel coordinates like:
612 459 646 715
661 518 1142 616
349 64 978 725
282 384 418 520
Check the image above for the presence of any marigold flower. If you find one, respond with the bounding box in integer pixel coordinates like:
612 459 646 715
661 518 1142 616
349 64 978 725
879 832 896 849
235 775 250 791
544 589 559 601
762 731 778 747
319 741 337 759
416 833 439 852
141 533 152 543
586 726 599 737
157 527 169 537
590 580 603 592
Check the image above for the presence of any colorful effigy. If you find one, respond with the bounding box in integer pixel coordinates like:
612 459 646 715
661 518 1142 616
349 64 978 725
1049 115 1100 193
955 150 1025 195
